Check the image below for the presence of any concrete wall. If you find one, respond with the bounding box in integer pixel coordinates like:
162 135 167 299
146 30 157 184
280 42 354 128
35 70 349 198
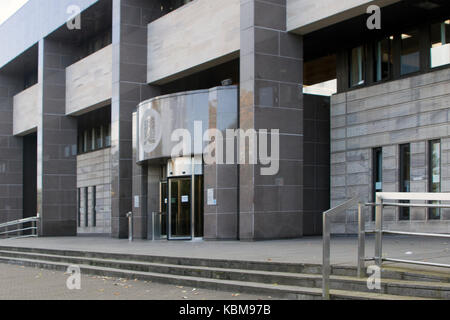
147 0 240 84
66 45 112 115
0 0 98 69
287 0 400 34
77 148 112 234
330 68 450 234
13 83 39 136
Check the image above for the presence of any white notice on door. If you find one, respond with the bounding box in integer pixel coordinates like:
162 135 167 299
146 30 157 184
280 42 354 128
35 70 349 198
181 195 189 203
134 196 140 208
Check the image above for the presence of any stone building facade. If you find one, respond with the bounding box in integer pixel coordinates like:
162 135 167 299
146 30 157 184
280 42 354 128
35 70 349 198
0 0 449 239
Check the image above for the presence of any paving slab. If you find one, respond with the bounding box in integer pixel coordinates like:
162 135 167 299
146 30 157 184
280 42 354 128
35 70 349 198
0 263 268 300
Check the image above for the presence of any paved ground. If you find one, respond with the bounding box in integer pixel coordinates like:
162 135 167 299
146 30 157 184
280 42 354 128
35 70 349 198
0 263 271 300
0 235 449 267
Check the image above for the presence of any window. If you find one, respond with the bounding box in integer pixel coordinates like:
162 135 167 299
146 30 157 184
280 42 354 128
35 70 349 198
372 148 383 220
77 188 81 227
78 133 84 155
349 46 365 87
374 37 393 82
78 125 111 153
400 29 420 75
84 187 89 227
399 144 411 220
104 124 111 148
77 122 111 154
84 129 92 153
344 19 450 92
77 106 111 155
429 140 441 220
95 127 103 150
92 186 97 227
430 19 450 68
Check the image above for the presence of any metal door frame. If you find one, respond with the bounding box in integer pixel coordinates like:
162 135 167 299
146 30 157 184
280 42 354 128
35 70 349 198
158 180 168 239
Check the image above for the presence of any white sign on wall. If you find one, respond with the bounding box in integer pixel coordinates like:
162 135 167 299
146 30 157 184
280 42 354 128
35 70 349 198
207 189 216 206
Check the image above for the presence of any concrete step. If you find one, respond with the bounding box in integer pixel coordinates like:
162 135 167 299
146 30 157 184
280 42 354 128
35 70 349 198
0 244 337 274
1 244 449 283
0 255 430 300
0 250 448 299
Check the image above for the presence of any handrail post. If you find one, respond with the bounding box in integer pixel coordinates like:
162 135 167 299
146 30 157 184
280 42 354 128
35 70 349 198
357 203 365 277
322 211 331 300
374 195 383 267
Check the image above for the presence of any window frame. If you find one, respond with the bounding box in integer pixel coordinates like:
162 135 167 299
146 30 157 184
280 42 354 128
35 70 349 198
349 45 366 88
372 147 383 221
399 143 411 221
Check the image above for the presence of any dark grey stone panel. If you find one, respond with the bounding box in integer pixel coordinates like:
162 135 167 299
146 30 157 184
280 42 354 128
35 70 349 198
37 39 78 236
0 74 24 225
111 0 163 238
239 0 304 240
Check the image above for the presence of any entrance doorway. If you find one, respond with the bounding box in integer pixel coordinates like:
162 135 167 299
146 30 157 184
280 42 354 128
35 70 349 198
169 178 191 239
23 133 37 219
159 175 203 240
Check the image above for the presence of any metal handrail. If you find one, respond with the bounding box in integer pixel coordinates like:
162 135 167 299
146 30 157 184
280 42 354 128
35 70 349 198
357 192 450 278
322 197 359 300
323 192 450 299
0 216 39 239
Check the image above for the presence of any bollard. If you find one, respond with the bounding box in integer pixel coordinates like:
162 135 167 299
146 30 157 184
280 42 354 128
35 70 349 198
126 211 133 242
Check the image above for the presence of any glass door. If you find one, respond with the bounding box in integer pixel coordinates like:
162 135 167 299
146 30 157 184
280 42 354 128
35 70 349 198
168 178 192 240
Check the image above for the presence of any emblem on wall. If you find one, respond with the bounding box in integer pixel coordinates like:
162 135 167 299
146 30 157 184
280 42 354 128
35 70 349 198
140 108 162 154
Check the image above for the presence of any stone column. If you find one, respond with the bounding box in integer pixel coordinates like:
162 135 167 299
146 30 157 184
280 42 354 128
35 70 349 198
203 88 239 240
0 74 23 224
410 141 427 220
132 111 147 239
382 145 399 222
239 0 304 240
37 39 78 236
303 94 330 235
111 0 161 238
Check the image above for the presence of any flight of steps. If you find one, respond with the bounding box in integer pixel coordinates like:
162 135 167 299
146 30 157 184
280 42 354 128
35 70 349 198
0 245 449 300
